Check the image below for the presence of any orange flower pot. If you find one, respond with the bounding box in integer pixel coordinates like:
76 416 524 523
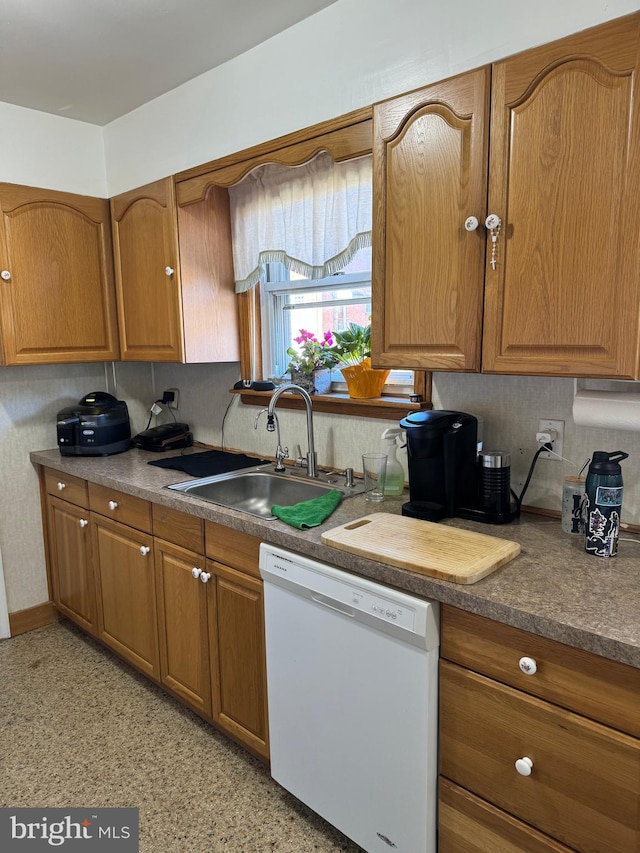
340 358 390 399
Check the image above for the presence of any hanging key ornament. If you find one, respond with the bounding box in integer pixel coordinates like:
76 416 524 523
485 214 502 269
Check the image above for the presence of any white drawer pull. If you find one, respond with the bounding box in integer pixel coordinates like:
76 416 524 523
139 546 150 556
57 482 66 491
519 656 537 675
515 757 533 776
79 519 88 528
191 567 202 579
199 572 211 584
108 500 118 510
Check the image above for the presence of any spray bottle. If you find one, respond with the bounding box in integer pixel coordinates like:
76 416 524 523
381 428 405 496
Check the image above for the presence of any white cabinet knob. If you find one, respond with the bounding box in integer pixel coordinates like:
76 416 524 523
139 545 150 556
485 213 502 230
79 519 88 528
515 757 533 776
108 500 118 510
199 571 211 584
464 215 479 232
519 656 538 675
165 266 174 277
191 567 202 579
1 270 11 281
57 482 66 491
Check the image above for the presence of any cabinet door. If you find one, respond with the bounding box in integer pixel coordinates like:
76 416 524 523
47 496 95 634
110 177 184 361
372 68 490 371
92 514 160 680
0 183 119 365
483 14 640 378
155 539 212 717
207 560 269 759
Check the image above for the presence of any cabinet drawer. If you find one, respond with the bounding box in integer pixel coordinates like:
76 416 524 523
88 483 151 532
152 503 204 553
440 661 640 853
205 520 261 578
439 778 574 853
441 605 640 738
43 468 88 508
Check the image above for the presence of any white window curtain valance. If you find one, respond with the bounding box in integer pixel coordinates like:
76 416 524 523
228 151 372 293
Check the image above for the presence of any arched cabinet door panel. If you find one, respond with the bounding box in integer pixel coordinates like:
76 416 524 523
0 183 119 364
482 13 640 378
111 177 240 364
372 67 490 372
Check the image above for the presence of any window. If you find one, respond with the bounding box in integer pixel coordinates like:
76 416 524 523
262 258 415 395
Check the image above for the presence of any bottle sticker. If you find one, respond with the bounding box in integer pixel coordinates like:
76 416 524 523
595 485 623 506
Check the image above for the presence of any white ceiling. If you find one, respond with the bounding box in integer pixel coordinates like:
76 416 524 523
0 0 340 125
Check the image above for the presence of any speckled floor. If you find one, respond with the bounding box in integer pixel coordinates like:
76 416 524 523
1 620 363 852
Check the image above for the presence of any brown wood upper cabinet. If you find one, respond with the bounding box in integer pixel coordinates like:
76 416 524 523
372 67 489 372
374 13 640 378
110 177 240 363
0 183 119 365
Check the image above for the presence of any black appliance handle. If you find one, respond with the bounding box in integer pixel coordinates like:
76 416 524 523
443 425 460 517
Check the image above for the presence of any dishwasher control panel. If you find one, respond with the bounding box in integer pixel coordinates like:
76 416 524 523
352 590 415 630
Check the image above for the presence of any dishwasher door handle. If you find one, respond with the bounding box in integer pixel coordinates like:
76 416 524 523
311 592 354 617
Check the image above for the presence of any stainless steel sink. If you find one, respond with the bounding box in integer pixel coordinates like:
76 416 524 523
167 466 364 519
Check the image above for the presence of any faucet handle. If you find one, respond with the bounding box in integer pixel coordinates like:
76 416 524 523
294 444 305 467
275 444 289 472
254 408 269 430
344 467 355 488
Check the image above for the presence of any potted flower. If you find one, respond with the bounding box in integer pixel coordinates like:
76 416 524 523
330 323 390 398
286 329 338 394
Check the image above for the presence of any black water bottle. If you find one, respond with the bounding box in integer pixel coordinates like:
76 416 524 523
584 451 628 557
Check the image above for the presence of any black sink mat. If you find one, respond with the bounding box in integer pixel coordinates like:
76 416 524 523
148 450 269 478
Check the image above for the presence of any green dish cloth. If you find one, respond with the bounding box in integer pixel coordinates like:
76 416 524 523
272 489 343 530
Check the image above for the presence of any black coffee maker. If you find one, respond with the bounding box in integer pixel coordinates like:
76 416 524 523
399 410 519 525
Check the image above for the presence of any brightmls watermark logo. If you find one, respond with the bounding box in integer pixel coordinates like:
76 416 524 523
0 808 138 851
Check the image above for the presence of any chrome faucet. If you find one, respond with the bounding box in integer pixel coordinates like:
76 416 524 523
266 383 317 478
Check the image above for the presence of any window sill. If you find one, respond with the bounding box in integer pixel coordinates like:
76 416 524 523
231 388 432 419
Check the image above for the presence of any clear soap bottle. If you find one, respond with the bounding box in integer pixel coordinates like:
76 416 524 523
381 428 405 496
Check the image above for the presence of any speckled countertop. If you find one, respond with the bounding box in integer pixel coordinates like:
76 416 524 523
31 447 640 669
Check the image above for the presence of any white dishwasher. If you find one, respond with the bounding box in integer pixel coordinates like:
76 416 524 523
259 544 439 853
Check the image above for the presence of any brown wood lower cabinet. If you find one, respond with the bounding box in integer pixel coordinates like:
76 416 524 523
207 560 269 760
92 513 161 681
46 495 95 635
439 605 640 853
155 538 211 717
40 468 269 762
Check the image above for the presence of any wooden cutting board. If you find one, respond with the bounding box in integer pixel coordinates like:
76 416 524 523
321 513 521 584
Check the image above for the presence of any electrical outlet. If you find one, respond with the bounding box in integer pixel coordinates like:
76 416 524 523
537 418 564 460
165 388 179 409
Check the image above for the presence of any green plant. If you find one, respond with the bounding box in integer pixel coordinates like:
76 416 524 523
286 329 338 376
330 323 371 366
